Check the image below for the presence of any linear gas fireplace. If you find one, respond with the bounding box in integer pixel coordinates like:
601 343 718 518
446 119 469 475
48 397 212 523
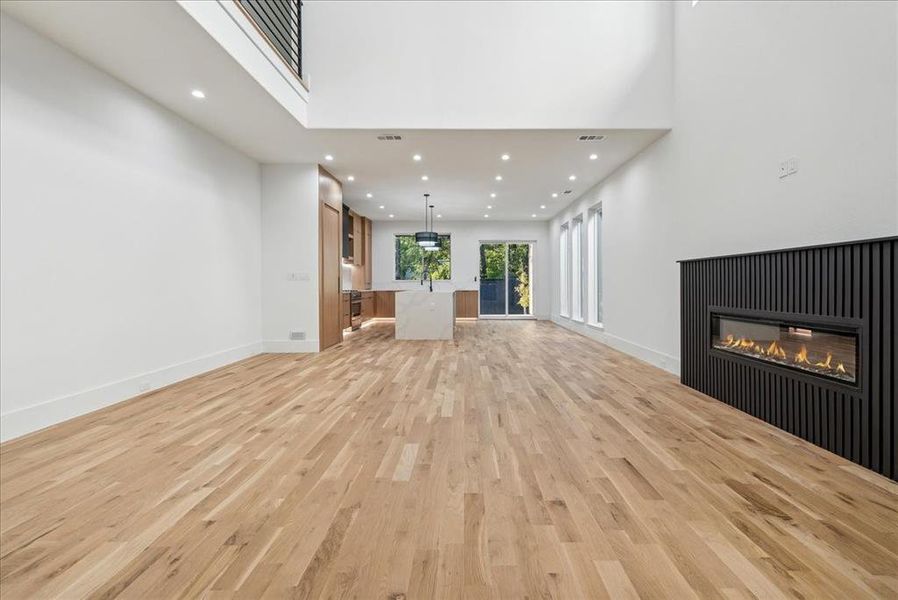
711 313 858 384
680 237 896 481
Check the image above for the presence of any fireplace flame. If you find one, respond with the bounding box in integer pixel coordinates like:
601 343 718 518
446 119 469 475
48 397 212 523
815 352 833 369
717 335 850 381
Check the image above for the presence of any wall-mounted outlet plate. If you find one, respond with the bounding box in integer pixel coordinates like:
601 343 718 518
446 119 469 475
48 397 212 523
778 157 799 179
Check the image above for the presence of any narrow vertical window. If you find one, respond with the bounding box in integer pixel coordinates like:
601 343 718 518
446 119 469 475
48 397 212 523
560 224 570 317
588 205 603 325
571 217 583 321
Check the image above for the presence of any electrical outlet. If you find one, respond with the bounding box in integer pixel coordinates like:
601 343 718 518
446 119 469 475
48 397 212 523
779 157 799 179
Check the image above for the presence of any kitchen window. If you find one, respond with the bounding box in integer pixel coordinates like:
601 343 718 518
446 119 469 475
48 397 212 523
394 234 451 280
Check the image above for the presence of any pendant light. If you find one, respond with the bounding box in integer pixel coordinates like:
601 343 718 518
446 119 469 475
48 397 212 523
415 193 438 247
424 203 441 251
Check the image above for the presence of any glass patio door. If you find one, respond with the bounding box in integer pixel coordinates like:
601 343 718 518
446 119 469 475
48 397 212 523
478 242 533 317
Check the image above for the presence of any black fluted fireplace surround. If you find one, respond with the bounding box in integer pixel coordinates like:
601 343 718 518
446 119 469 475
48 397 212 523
680 237 896 481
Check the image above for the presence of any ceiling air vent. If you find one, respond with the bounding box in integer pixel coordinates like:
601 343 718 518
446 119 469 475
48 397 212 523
563 190 573 195
577 134 606 142
376 134 403 141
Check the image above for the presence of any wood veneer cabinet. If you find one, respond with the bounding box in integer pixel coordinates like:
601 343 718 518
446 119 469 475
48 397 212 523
341 293 351 329
374 291 395 318
318 167 343 350
364 218 372 288
360 292 374 321
352 211 362 266
454 290 479 319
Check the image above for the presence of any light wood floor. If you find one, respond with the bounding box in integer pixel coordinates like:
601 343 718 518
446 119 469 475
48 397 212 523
1 321 896 599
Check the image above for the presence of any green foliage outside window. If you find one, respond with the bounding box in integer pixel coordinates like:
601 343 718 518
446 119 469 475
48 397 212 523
509 244 531 312
395 234 451 280
479 243 531 313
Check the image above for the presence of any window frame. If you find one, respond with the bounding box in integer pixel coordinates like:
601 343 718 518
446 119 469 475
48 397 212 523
393 233 452 281
571 216 583 322
588 204 603 327
559 223 570 318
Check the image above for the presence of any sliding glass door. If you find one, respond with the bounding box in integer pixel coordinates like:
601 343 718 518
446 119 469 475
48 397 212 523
478 242 533 317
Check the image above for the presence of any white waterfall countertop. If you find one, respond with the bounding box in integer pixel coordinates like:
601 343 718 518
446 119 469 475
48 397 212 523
394 290 455 340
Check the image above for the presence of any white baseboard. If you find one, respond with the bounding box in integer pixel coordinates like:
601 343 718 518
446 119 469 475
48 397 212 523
262 339 320 353
550 316 680 375
0 341 263 443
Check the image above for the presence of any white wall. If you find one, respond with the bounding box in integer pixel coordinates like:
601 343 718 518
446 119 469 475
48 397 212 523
261 164 320 352
303 1 672 129
371 220 550 318
550 0 898 374
178 0 309 125
0 14 263 440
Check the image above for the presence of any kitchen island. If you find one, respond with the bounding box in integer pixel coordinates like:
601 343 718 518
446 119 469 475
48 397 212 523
395 290 455 340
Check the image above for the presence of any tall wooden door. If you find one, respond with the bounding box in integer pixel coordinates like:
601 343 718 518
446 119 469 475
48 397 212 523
319 202 341 350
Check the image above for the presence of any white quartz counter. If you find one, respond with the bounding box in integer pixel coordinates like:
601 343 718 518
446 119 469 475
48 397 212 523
395 290 455 340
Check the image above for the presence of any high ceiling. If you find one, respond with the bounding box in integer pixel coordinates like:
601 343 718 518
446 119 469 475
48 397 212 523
2 0 667 221
312 129 665 221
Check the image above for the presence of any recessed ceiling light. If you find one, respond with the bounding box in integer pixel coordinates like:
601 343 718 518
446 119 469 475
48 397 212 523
421 175 429 181
540 204 546 209
552 193 558 198
412 154 422 161
487 205 493 209
379 205 385 209
436 214 442 218
495 175 503 181
568 174 577 181
366 192 373 198
347 175 355 182
389 214 395 218
325 154 334 161
191 89 206 99
490 192 496 198
589 154 598 160
484 214 490 218
501 154 510 161
531 213 537 218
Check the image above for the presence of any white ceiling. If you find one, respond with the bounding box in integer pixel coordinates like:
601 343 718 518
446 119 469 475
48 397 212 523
313 129 665 221
1 1 667 221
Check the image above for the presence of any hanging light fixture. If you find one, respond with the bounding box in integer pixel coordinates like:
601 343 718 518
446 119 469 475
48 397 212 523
424 203 441 251
415 193 438 247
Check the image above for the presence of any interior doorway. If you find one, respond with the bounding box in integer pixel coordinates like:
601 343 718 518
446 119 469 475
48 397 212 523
478 242 534 318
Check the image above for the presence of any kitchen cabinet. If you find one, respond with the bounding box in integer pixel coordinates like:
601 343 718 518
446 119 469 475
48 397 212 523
364 218 372 288
455 290 479 319
341 205 352 260
361 291 374 321
374 291 395 318
352 211 362 266
341 292 351 329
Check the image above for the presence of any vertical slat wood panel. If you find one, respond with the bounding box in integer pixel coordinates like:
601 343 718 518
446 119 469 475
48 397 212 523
680 237 896 481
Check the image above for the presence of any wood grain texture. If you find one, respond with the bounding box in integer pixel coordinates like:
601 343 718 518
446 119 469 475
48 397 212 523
318 166 343 351
374 291 395 318
2 321 896 599
455 290 479 319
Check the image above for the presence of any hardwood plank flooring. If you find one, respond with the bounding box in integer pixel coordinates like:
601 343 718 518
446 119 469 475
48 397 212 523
1 321 896 599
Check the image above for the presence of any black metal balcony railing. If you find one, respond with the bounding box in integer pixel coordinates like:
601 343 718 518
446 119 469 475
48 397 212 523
238 0 302 80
